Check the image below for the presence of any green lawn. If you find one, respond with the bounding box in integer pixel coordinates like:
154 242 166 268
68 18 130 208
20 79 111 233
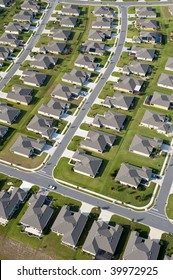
159 233 173 259
166 194 173 220
0 173 22 190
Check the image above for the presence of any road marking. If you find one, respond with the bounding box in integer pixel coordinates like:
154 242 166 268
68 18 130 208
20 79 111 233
149 211 168 220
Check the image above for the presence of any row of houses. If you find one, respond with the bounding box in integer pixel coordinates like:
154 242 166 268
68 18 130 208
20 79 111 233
0 188 162 260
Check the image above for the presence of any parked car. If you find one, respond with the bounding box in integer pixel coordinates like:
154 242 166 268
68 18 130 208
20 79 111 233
48 185 56 190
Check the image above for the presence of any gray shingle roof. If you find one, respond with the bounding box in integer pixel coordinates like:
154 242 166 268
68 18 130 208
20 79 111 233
123 231 160 260
81 41 105 56
135 19 159 30
133 32 161 44
88 29 112 41
21 0 39 13
114 75 144 93
82 220 123 256
103 92 134 110
0 46 11 60
38 99 69 119
22 70 47 87
59 4 80 16
29 54 58 70
122 61 151 76
0 102 20 124
49 28 71 41
157 73 173 89
0 33 19 47
150 91 173 109
136 7 156 18
130 46 155 61
51 84 81 100
6 84 33 105
93 110 126 131
165 57 173 71
13 10 33 22
60 16 77 28
62 69 90 86
40 42 66 55
0 0 11 7
74 54 98 71
93 6 114 18
27 115 55 139
0 124 8 138
92 17 112 29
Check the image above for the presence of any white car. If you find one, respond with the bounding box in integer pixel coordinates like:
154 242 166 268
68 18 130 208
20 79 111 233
48 185 56 190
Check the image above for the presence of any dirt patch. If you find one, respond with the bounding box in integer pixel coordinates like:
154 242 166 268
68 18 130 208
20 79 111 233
0 235 53 260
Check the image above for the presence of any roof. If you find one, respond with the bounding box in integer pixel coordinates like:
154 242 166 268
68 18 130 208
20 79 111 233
51 84 81 100
22 70 47 86
38 99 69 119
150 91 173 109
21 0 39 13
123 231 160 260
136 19 159 29
0 188 27 220
140 110 171 133
40 41 66 54
123 61 150 76
50 28 71 40
88 29 112 41
74 54 97 71
82 220 123 256
114 75 144 93
13 10 33 22
0 0 11 7
157 73 173 88
0 46 11 60
133 32 161 44
93 110 126 131
165 57 173 70
6 84 33 105
93 6 114 17
80 130 116 153
52 205 87 247
129 135 162 157
20 194 54 232
82 41 105 55
0 124 8 138
0 33 19 47
0 102 20 124
60 4 80 16
11 135 46 157
62 69 90 86
5 22 30 34
72 150 103 177
92 17 112 29
103 92 134 110
27 115 55 139
60 16 77 27
116 163 152 187
130 46 155 61
29 54 58 69
136 7 156 17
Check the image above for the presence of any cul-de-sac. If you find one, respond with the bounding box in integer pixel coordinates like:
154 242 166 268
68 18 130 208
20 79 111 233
1 0 173 261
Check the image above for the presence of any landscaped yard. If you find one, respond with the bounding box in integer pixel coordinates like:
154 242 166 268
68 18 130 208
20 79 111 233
166 194 173 220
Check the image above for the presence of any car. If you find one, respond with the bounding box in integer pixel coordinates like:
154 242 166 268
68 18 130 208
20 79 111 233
48 185 56 190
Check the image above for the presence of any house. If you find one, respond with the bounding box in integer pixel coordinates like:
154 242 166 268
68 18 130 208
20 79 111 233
93 110 127 131
5 22 30 35
81 41 105 56
13 10 33 22
133 32 162 44
168 6 173 16
57 4 80 16
0 103 20 124
21 70 47 87
129 46 156 62
40 42 66 55
10 135 46 158
115 163 152 188
82 220 123 259
129 135 162 157
0 0 11 8
135 19 159 30
140 110 172 136
59 16 77 28
38 99 69 120
27 115 56 139
88 29 112 41
149 92 173 110
122 61 151 77
74 54 99 72
114 76 144 94
20 194 54 237
157 73 173 90
21 0 39 14
0 46 12 61
0 125 8 139
6 84 33 105
0 33 20 47
62 69 90 86
51 84 81 101
165 57 173 71
92 17 112 29
29 54 58 70
93 6 114 18
103 92 134 111
0 187 27 226
123 231 160 260
49 28 71 41
52 205 87 248
80 130 116 153
136 7 157 18
71 149 103 178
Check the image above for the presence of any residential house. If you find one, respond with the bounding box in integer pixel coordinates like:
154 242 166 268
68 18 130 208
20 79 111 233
0 46 12 61
129 135 162 157
0 124 8 139
136 7 157 18
129 46 156 62
21 0 39 14
122 61 151 77
40 42 66 55
80 130 116 153
27 115 56 139
21 70 47 87
6 84 33 105
114 76 144 94
74 54 99 72
123 231 160 260
62 69 90 86
93 6 114 18
135 19 159 30
81 41 105 56
5 22 30 35
103 92 134 111
133 32 162 44
38 99 69 120
10 135 46 158
0 33 20 47
59 16 77 28
0 0 11 8
20 194 54 237
140 110 172 135
29 54 58 70
49 28 71 41
52 205 87 248
57 4 80 17
92 17 112 29
82 220 123 259
71 149 103 178
88 29 112 41
149 92 173 110
0 103 20 124
0 187 27 226
51 84 81 101
157 73 173 90
93 110 127 131
165 57 173 71
13 10 33 22
115 163 152 188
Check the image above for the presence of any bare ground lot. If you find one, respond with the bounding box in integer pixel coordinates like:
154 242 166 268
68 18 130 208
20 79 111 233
0 235 53 260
